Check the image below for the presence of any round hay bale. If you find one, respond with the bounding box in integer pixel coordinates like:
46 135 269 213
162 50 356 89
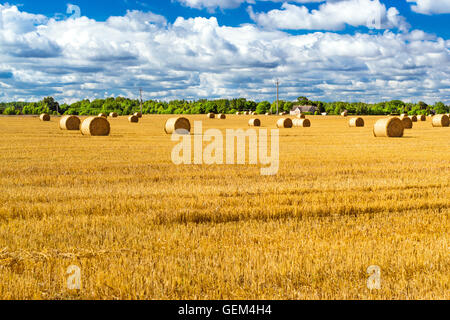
40 113 50 121
373 117 404 138
81 117 110 136
236 112 241 115
207 113 215 119
248 118 261 127
409 115 417 122
128 115 139 123
165 117 191 134
217 114 226 119
109 112 118 118
417 114 426 121
400 116 413 129
341 110 348 117
293 118 311 127
277 118 293 128
297 113 306 119
59 115 81 130
98 113 108 118
400 113 407 118
349 117 364 127
432 114 450 127
265 113 270 116
134 112 143 118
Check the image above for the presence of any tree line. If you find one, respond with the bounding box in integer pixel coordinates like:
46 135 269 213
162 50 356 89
1 96 449 116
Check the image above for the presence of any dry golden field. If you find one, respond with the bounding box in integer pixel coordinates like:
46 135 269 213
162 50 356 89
0 114 448 300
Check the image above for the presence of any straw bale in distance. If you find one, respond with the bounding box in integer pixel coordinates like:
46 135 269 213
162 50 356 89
60 115 81 130
134 112 143 118
277 118 293 128
40 113 50 121
373 117 404 137
248 118 261 127
217 114 226 119
165 117 191 134
349 117 364 127
207 113 215 119
409 115 417 122
341 110 348 117
81 117 111 136
417 114 426 121
98 113 108 118
109 112 118 118
432 114 449 127
293 118 311 127
400 115 413 129
297 113 306 119
128 115 139 123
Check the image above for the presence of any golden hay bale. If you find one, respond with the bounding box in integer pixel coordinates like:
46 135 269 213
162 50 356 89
98 113 108 118
128 115 139 123
400 116 413 129
217 114 226 119
297 113 306 119
265 112 270 116
417 114 426 121
236 112 241 115
109 112 118 118
293 118 311 127
409 115 417 122
207 113 215 119
341 110 348 117
81 117 110 136
134 112 143 118
165 117 191 134
40 113 50 121
248 118 261 127
400 113 407 118
373 117 404 137
59 115 81 130
349 117 364 127
432 114 449 127
277 118 293 128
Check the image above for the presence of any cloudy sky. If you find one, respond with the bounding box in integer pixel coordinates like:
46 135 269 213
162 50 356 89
0 0 449 104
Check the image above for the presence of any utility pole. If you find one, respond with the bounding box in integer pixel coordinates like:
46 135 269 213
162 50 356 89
140 88 143 114
276 79 279 115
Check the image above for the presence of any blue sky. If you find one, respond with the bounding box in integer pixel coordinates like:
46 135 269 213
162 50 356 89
0 0 449 103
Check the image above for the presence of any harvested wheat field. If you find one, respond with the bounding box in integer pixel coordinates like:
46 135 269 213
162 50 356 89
0 115 448 300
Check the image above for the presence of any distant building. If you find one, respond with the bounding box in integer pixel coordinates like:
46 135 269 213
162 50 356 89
290 105 317 115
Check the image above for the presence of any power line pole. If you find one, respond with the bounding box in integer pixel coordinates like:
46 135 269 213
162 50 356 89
276 79 279 115
140 88 143 114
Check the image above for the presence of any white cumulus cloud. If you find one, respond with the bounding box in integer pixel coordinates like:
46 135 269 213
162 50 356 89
406 0 450 15
0 4 449 104
248 0 409 31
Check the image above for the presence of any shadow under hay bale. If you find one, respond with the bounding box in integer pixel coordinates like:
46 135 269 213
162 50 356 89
81 117 111 136
373 117 404 137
